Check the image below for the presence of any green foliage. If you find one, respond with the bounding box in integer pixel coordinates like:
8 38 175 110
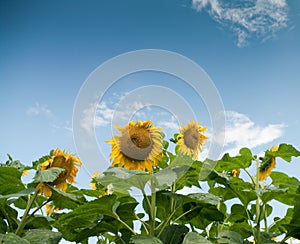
0 143 299 243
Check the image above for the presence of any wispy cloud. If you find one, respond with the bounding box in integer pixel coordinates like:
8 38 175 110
220 111 285 155
192 0 289 47
157 116 179 130
26 102 54 119
81 101 149 135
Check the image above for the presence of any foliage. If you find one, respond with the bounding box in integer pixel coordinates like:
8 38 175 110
0 143 300 243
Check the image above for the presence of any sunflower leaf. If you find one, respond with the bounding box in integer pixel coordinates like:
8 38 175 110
0 233 30 244
182 232 213 244
48 186 86 210
54 195 123 242
23 229 62 244
0 167 25 195
34 167 65 183
267 143 300 162
159 225 189 244
131 235 163 244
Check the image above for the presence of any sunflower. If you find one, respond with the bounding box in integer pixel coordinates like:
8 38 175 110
106 120 163 173
259 145 279 181
36 148 82 198
176 120 208 159
232 168 240 178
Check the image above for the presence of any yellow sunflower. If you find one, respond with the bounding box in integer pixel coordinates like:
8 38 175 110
232 168 240 178
176 120 208 159
36 148 82 198
259 145 279 181
106 120 163 173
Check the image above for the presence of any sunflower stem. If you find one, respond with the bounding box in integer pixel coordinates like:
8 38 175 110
149 178 157 236
15 189 39 236
255 158 261 244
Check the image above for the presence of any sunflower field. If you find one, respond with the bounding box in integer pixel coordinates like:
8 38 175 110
1 120 300 244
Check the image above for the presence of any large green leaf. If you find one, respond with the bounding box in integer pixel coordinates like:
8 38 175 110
227 177 256 206
267 144 300 162
0 188 35 200
183 232 213 244
49 186 86 210
23 229 62 244
159 225 189 244
284 187 300 239
209 186 236 202
227 204 250 223
270 172 300 205
215 148 253 172
172 161 203 191
0 167 25 195
257 185 288 203
229 222 253 239
34 167 65 183
217 230 243 244
175 193 225 229
99 167 151 194
0 233 30 244
131 235 163 244
25 215 52 230
153 168 178 189
269 208 293 234
54 195 124 242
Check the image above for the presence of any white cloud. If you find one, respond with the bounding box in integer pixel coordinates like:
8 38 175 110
158 116 179 130
192 0 289 47
222 111 285 155
80 101 149 135
26 102 54 119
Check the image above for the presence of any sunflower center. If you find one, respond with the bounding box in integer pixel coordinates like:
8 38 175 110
183 128 199 150
119 127 153 161
50 156 73 185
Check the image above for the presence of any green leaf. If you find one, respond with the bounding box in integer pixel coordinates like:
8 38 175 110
23 229 62 244
49 186 86 210
209 186 236 202
131 235 163 244
159 225 189 244
270 171 300 205
217 230 243 244
54 195 122 242
154 168 178 189
215 148 253 172
25 216 53 230
229 222 253 239
0 167 25 195
269 208 293 234
183 232 213 244
227 204 250 223
268 143 300 162
34 167 65 183
0 233 30 244
0 188 35 200
257 185 288 203
284 187 300 239
100 167 151 194
173 160 203 191
228 177 256 206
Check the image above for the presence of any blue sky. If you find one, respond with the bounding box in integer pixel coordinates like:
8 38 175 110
1 0 300 190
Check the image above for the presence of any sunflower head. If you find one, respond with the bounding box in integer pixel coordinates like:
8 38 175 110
232 168 241 178
258 145 279 181
176 120 208 159
37 148 82 197
106 120 163 173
